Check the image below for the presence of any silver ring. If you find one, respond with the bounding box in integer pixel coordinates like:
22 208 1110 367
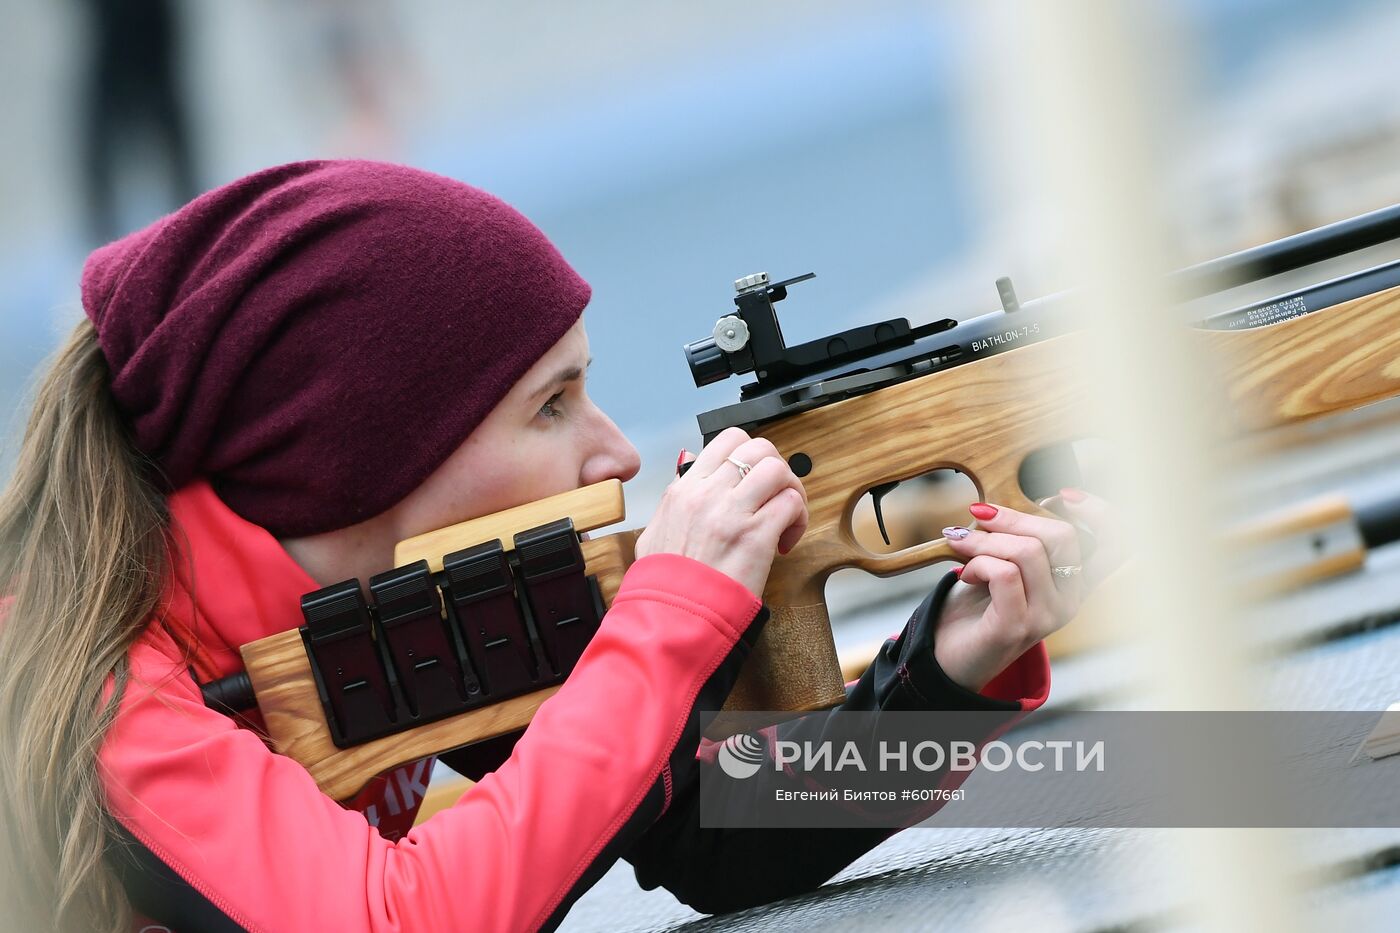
726 456 752 479
1051 565 1083 578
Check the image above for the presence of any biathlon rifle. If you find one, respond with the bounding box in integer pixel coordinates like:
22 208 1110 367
209 204 1400 800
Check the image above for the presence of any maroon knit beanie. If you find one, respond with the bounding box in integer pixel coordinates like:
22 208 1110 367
80 160 590 537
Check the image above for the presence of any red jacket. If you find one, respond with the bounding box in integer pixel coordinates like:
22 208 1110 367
99 480 1049 931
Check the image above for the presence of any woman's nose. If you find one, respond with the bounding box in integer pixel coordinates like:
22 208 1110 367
581 408 641 486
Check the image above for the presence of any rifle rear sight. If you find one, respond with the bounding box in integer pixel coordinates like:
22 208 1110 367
683 271 958 396
683 201 1400 445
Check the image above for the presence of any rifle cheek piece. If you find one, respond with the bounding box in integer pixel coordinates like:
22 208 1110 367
369 561 469 720
300 581 400 748
296 519 603 750
514 518 605 678
442 540 538 699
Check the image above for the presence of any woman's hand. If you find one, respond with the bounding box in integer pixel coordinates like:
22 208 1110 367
933 490 1125 692
634 427 809 598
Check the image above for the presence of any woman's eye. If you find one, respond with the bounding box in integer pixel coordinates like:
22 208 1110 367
539 391 564 419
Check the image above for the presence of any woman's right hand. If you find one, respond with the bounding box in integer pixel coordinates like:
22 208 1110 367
633 427 809 598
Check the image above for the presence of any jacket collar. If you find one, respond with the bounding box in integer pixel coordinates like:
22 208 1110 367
161 479 321 679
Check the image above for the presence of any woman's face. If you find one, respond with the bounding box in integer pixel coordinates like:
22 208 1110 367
386 317 642 542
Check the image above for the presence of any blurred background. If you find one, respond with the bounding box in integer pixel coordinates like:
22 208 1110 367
5 0 1400 930
6 0 1398 481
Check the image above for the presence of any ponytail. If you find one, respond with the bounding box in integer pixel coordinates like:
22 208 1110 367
0 319 172 931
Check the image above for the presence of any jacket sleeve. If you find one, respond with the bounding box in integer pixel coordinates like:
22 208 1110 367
100 553 767 933
623 569 1051 915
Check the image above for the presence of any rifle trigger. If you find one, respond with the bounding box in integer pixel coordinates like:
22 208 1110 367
869 481 900 548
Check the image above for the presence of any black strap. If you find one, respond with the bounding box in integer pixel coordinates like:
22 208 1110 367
107 819 247 933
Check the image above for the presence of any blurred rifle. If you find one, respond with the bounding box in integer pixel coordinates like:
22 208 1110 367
1227 486 1400 598
207 204 1400 800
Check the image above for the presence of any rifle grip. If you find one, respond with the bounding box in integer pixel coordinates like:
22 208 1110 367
705 601 845 739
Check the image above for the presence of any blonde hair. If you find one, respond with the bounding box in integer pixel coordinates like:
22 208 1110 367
0 319 172 931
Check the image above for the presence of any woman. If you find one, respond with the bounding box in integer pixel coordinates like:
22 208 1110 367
0 160 1112 932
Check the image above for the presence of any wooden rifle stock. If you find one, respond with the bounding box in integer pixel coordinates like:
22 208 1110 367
238 273 1400 800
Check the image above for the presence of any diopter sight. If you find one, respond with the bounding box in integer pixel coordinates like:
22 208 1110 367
683 270 956 396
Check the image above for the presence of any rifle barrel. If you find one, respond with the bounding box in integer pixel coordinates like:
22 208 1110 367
1175 203 1400 297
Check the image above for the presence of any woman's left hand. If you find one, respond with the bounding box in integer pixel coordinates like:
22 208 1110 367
933 490 1125 693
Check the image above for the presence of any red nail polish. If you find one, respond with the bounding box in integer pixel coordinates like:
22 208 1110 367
953 566 963 578
1060 487 1087 503
676 448 690 474
969 503 998 521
